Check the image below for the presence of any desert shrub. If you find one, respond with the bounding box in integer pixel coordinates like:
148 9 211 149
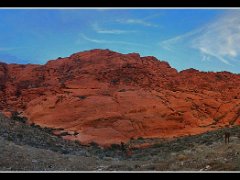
101 91 111 96
123 63 132 68
15 88 21 97
74 140 82 146
78 95 87 100
7 136 13 141
138 137 144 140
124 77 133 83
153 143 164 148
64 91 71 94
110 144 121 149
34 124 42 129
89 142 99 147
60 83 66 88
11 112 27 123
0 83 6 91
134 164 141 169
118 89 126 92
73 132 79 136
17 80 32 89
42 127 54 134
215 74 223 80
16 133 23 139
59 132 70 136
110 79 119 85
56 128 64 131
127 166 134 171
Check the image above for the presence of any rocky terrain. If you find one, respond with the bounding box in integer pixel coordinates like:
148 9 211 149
1 49 240 146
1 113 240 171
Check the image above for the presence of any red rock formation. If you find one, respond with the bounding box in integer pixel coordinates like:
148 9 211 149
1 49 240 146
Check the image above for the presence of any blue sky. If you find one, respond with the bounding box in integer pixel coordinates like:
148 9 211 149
0 9 240 73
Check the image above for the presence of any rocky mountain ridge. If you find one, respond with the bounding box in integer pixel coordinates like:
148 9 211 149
1 49 240 146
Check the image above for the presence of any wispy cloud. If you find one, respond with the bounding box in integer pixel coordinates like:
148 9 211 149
198 47 231 65
190 11 240 65
159 29 202 51
0 47 16 51
117 19 154 27
80 34 148 48
201 55 210 62
116 13 161 28
159 10 240 65
117 18 158 27
92 23 136 34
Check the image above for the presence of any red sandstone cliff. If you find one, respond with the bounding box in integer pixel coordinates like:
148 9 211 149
1 49 240 146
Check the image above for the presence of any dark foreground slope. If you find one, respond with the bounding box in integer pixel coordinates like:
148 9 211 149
1 113 240 171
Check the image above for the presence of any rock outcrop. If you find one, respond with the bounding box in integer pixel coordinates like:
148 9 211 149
1 49 240 146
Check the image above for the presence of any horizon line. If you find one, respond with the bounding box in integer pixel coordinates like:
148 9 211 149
1 48 240 75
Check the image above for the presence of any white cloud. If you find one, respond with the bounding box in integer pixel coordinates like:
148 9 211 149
201 55 210 62
117 18 158 27
159 10 240 65
81 34 106 44
92 23 136 34
116 13 162 27
198 47 231 65
159 29 202 51
80 34 148 48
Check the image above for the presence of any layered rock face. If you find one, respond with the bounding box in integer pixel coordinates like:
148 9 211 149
1 49 240 146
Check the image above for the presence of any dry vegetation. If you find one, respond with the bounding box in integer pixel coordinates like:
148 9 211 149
1 113 240 171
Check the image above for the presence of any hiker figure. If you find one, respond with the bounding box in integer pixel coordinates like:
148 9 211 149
224 125 231 144
225 131 230 144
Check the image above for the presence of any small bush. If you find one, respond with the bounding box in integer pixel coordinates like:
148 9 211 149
43 127 54 134
17 133 23 139
110 79 119 85
89 142 99 147
73 132 79 136
120 142 126 152
153 143 163 148
11 112 27 123
118 89 126 92
78 95 87 100
123 63 132 68
74 140 82 145
15 89 21 97
215 74 223 80
124 78 133 83
59 132 70 136
110 144 121 149
33 124 42 129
